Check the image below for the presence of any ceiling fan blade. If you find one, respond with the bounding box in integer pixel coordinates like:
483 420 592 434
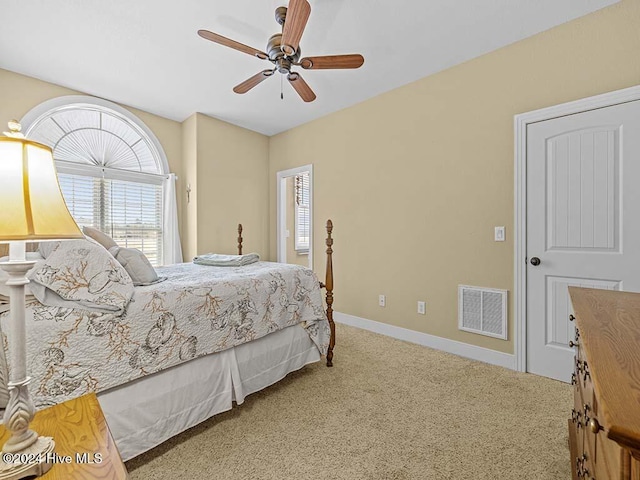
198 29 268 60
280 0 311 56
233 70 275 94
300 54 364 70
287 72 316 102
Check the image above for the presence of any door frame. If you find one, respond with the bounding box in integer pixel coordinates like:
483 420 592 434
513 84 640 373
276 164 314 267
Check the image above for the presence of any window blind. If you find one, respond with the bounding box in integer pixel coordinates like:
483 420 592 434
58 172 164 266
295 172 310 251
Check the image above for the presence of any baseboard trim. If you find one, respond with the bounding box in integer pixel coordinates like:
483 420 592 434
334 311 516 370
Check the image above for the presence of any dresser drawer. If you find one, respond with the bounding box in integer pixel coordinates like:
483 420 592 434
570 419 580 480
568 288 640 480
574 329 625 480
584 421 626 480
572 365 585 438
631 455 640 480
571 328 594 408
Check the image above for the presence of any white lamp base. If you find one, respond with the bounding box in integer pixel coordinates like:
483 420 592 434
0 257 54 479
0 436 55 479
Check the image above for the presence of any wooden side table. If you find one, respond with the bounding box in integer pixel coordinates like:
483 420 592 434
0 393 128 479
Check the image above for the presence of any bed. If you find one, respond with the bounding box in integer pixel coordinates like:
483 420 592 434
0 220 335 461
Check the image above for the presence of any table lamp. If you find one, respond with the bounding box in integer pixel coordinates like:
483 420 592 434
0 120 83 479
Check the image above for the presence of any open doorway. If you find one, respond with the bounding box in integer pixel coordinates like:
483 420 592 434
276 165 313 268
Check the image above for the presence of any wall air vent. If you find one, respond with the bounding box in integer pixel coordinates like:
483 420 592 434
458 285 507 340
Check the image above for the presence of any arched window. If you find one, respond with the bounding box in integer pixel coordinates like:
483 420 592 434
22 97 175 266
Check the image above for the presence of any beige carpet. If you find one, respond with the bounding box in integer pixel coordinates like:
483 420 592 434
126 324 572 480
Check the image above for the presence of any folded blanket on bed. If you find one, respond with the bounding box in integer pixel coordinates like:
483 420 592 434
193 253 260 267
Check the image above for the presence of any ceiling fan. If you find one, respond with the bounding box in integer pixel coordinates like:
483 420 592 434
197 0 364 102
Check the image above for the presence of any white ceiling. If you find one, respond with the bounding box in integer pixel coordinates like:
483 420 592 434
0 0 617 136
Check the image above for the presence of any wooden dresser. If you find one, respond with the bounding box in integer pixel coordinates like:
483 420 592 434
568 287 640 480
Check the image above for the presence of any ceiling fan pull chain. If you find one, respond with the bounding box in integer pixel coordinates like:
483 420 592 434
281 74 284 100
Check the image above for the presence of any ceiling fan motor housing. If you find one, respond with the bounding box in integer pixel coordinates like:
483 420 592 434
267 33 300 67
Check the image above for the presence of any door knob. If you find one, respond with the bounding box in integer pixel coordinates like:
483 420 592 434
530 257 541 266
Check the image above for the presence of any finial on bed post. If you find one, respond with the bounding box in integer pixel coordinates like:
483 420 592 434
325 219 335 367
237 224 243 255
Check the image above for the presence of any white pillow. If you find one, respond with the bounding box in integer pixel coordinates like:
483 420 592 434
29 239 133 313
108 246 165 286
82 226 117 250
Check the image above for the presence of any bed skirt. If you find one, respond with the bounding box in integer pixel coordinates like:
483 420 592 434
97 324 320 461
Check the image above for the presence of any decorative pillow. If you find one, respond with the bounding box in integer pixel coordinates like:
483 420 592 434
108 246 165 286
82 226 117 250
38 241 60 259
0 252 45 301
29 239 133 313
40 236 106 259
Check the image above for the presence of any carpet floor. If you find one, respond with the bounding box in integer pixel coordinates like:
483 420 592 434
126 324 572 479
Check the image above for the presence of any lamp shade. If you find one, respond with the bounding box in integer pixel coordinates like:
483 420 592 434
0 137 83 241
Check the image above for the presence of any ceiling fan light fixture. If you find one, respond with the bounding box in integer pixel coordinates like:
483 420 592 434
277 58 292 74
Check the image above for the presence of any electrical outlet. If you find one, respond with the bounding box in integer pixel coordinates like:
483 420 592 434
417 301 426 315
379 294 386 307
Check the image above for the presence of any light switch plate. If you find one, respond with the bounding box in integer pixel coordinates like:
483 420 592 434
494 226 505 242
417 301 426 315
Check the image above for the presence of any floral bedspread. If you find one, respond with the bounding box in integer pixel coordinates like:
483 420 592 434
0 262 330 408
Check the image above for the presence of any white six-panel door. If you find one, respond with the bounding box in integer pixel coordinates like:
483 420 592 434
526 100 640 382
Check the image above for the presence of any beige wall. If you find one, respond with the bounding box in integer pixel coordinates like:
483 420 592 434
193 113 269 257
181 114 198 260
269 0 640 354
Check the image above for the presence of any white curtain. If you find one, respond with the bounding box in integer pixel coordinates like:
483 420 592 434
163 173 183 264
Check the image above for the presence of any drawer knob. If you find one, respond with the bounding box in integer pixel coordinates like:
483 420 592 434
569 340 579 348
569 314 575 322
589 418 602 434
